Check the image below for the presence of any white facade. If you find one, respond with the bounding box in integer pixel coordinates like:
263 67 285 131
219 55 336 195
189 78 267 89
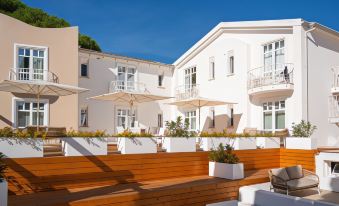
77 19 339 148
78 49 174 134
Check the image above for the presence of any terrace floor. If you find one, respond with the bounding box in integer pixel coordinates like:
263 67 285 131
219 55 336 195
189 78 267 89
9 169 268 206
242 182 339 205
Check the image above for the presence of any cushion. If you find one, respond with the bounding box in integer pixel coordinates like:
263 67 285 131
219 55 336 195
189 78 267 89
286 176 319 189
270 168 290 181
286 165 303 179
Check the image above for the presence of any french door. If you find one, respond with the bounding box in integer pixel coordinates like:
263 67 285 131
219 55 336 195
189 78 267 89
117 66 136 91
17 47 46 81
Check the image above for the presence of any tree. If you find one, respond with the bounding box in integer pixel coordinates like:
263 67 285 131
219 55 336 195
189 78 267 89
0 0 101 51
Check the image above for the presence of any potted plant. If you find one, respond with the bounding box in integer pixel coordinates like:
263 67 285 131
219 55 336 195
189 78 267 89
208 143 244 179
162 116 196 152
0 127 44 158
61 130 108 156
285 120 317 150
0 152 8 206
228 133 257 150
116 131 157 154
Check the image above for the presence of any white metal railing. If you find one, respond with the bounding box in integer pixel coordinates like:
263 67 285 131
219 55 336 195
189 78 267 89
109 80 146 93
9 68 59 83
175 84 199 100
247 63 294 90
332 67 339 88
328 95 339 119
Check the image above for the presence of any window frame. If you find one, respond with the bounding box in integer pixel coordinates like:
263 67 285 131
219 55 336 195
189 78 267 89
157 113 163 128
262 100 285 132
209 107 215 128
14 44 49 81
80 64 89 78
80 107 89 127
209 57 215 80
116 107 137 129
184 110 197 131
158 74 164 87
227 50 234 75
12 97 49 128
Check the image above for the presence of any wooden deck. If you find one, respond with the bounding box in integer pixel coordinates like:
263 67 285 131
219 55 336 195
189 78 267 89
4 148 317 206
8 170 268 206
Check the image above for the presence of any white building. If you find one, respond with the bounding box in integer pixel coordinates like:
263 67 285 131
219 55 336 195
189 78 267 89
172 19 339 147
78 19 339 148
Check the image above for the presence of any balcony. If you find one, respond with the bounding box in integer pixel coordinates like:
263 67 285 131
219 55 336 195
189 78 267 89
175 84 199 100
331 67 339 94
9 68 59 83
109 80 146 93
247 63 294 97
328 95 339 124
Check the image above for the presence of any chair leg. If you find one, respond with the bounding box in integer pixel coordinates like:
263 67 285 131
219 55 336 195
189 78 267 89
286 189 289 196
317 186 321 195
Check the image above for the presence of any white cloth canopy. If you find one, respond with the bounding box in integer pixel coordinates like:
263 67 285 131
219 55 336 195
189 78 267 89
167 97 237 132
0 80 88 96
90 91 173 129
0 80 89 129
90 91 172 106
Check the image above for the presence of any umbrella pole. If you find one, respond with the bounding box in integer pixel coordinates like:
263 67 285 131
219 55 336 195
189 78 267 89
198 106 201 133
36 90 40 132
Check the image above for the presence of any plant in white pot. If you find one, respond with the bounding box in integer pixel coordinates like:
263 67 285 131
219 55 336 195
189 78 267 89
0 152 8 206
162 117 196 153
285 120 317 150
208 143 244 180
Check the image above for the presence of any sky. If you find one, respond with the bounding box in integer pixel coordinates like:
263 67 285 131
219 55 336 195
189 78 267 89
22 0 339 64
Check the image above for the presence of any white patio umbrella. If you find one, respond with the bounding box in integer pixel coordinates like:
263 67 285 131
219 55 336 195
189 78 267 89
89 91 173 129
167 97 237 132
0 79 89 129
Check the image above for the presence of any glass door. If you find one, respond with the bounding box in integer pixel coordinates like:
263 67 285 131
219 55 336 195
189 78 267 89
184 67 197 97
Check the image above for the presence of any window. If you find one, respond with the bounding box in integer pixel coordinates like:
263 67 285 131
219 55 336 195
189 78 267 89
184 67 196 89
80 107 88 127
117 109 136 129
263 101 285 131
15 100 48 128
117 66 136 90
209 107 215 128
81 64 88 77
227 51 234 75
158 113 163 128
263 40 285 72
158 75 164 87
17 46 46 81
185 111 196 131
230 108 234 127
209 57 215 80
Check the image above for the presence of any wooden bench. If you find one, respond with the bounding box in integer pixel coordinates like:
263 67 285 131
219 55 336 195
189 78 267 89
4 149 315 206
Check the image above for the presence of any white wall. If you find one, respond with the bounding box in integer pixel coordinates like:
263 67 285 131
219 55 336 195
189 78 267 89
173 27 302 133
78 51 173 134
307 29 339 147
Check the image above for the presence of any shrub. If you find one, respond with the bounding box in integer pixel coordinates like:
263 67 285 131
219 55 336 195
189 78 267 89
66 130 107 137
116 130 153 138
208 143 239 164
165 116 195 137
292 120 317 138
0 152 7 182
0 127 47 138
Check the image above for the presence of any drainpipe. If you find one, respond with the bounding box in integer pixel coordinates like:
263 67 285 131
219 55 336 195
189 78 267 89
305 25 316 121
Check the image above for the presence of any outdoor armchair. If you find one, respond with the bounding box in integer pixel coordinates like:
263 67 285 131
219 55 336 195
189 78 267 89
268 165 320 195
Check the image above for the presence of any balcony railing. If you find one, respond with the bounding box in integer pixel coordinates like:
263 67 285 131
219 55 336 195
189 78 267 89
175 84 199 100
9 68 59 83
332 67 339 89
109 80 146 93
247 63 294 90
329 95 339 121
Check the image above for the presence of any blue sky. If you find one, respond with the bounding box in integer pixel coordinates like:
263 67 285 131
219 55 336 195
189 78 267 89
22 0 339 64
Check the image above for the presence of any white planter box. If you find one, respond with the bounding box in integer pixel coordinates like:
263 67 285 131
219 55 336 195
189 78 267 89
229 137 257 150
62 137 108 156
162 137 196 153
0 180 7 206
256 137 281 149
200 137 230 151
285 137 317 150
209 162 244 180
117 137 157 154
0 138 43 158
